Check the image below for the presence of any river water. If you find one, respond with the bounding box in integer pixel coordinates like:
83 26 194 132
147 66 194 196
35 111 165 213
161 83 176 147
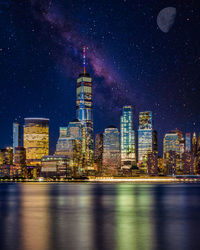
0 183 200 250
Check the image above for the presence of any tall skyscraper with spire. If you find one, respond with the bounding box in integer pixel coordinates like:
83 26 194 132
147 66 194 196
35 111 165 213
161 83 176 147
76 46 94 169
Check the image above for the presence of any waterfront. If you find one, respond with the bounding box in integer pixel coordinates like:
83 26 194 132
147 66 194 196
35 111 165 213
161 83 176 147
0 183 200 250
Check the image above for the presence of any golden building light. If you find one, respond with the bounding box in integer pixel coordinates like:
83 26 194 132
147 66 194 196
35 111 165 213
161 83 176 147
23 118 49 166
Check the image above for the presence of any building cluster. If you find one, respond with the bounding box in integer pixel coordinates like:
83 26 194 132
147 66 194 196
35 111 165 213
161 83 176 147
0 47 199 180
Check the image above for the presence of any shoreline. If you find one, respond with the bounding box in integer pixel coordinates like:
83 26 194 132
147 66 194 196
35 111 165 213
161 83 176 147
0 177 200 183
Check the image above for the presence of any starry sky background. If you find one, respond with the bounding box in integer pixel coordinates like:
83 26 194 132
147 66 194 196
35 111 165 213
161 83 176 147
0 0 200 155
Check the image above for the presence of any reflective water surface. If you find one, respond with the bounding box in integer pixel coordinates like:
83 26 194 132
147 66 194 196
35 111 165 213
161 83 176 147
0 183 200 250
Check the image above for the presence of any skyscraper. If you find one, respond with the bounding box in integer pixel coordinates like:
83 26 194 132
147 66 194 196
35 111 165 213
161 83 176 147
94 133 103 173
102 126 120 175
138 111 153 162
120 106 136 168
192 132 197 156
147 152 158 176
13 122 21 154
163 131 180 155
163 130 184 174
55 119 84 173
76 46 93 169
185 133 191 152
23 118 49 166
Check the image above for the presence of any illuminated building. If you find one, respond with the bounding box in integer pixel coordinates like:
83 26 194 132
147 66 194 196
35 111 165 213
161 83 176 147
102 126 120 175
182 152 194 175
55 120 84 174
179 138 185 155
164 151 179 176
41 155 71 178
13 146 26 177
192 132 197 156
94 133 103 173
55 127 68 153
197 133 200 152
23 118 49 166
194 133 200 174
76 46 93 169
5 147 13 165
120 106 136 168
163 132 180 156
14 147 26 165
0 165 10 178
163 130 185 174
138 111 153 163
185 133 191 152
13 122 21 155
147 152 158 176
0 147 13 178
153 130 158 154
0 147 13 165
158 156 164 175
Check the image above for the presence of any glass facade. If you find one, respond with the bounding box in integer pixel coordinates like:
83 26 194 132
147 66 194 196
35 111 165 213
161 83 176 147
163 132 180 155
139 111 152 130
41 155 71 178
138 111 153 162
120 106 136 168
103 126 120 175
23 118 49 166
55 120 84 172
13 122 21 154
138 130 153 162
76 73 93 169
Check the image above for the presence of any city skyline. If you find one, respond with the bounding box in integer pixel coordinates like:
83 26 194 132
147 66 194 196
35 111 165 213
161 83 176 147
1 2 200 250
1 1 200 154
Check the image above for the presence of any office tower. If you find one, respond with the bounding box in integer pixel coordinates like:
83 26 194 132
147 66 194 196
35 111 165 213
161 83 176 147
192 132 197 156
138 111 153 163
94 133 103 173
182 152 194 175
0 147 13 165
13 146 26 177
41 155 71 179
13 122 21 154
147 152 158 176
55 120 84 173
76 46 93 169
158 156 164 175
14 147 26 166
55 127 68 153
163 130 184 175
120 106 136 168
179 138 185 155
102 126 120 175
164 151 178 176
56 120 84 151
163 132 180 156
185 133 191 152
153 130 158 154
23 118 49 166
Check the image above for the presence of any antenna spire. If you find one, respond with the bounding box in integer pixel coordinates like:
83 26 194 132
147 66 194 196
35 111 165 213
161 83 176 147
83 45 86 75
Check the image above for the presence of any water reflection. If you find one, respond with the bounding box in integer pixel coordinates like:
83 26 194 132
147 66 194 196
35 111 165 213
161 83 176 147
0 183 200 250
0 183 22 250
21 184 50 250
116 184 153 250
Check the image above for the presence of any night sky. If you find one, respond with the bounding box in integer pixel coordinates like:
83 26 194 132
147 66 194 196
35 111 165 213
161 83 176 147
1 0 200 155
